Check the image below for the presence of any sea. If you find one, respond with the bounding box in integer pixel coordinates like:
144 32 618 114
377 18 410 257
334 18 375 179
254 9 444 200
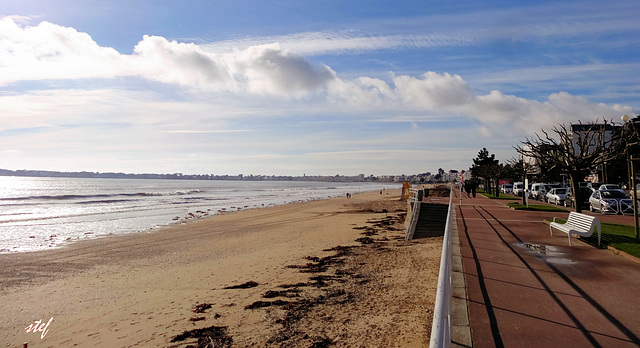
0 176 398 253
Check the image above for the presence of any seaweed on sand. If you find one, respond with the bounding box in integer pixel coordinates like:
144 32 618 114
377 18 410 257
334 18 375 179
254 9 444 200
355 237 375 244
310 336 336 347
223 281 259 289
355 226 378 236
286 252 349 273
171 325 232 348
266 288 350 345
278 282 309 289
263 288 301 298
244 299 290 310
323 245 356 255
192 303 212 313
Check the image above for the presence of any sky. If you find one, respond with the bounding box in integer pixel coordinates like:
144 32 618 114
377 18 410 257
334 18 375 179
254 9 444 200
1 0 639 176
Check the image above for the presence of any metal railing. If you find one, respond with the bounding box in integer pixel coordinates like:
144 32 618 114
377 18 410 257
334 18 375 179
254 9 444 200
429 186 454 348
405 188 421 241
408 188 420 202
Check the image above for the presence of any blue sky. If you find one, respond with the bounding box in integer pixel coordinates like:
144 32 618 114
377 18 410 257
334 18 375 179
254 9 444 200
1 0 638 176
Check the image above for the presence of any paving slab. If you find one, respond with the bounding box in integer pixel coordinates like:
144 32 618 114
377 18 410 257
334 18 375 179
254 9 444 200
455 190 640 347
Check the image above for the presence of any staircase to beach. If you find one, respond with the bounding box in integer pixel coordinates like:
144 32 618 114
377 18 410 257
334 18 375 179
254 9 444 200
412 203 448 239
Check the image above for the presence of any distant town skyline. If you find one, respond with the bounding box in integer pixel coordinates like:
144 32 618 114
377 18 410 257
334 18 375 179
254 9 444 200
1 1 638 176
0 168 458 183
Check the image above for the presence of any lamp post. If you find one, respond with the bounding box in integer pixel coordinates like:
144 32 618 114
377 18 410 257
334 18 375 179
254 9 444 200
622 115 639 242
522 156 527 206
560 173 567 187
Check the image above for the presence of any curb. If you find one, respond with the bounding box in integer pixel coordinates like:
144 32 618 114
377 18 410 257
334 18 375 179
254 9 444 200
607 245 640 264
451 205 472 348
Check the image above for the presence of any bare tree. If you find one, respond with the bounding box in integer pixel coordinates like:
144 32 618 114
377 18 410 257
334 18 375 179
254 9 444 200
514 120 612 213
606 115 640 160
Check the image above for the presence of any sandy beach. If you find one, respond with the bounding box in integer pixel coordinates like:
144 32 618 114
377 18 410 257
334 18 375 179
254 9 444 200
0 189 442 347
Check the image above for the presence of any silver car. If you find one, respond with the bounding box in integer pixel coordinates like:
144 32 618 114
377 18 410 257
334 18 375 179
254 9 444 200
589 190 634 214
546 187 567 205
597 184 624 194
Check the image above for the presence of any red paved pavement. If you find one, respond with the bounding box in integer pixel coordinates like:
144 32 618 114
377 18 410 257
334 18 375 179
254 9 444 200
455 189 640 347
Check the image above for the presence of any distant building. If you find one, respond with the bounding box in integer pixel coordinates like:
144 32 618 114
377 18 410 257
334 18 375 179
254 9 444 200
570 123 620 182
569 123 617 157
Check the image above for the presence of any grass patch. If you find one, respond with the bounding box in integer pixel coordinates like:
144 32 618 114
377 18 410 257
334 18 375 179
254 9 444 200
507 203 568 212
548 218 640 258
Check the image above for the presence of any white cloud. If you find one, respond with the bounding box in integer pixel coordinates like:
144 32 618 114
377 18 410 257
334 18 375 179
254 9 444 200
202 31 474 56
322 71 633 136
132 35 232 90
163 130 253 134
1 16 636 175
0 18 336 98
227 43 336 97
326 76 396 108
393 72 475 110
0 18 125 83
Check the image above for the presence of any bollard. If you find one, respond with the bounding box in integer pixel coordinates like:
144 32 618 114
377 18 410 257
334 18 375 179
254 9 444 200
417 190 424 201
424 188 429 197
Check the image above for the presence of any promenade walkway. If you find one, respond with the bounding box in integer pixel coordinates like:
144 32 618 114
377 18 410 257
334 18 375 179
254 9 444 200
454 189 640 347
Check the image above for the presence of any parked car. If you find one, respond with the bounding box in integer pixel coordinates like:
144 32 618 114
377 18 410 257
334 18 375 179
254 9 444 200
597 184 624 194
546 187 567 205
500 183 513 194
513 182 524 196
586 182 603 191
530 183 546 200
564 187 592 209
541 184 561 202
589 190 635 214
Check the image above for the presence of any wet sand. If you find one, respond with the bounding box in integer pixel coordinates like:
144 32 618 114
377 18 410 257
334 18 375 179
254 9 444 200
0 189 441 347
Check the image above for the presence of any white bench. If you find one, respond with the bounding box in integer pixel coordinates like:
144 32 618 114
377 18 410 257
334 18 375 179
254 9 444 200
550 212 601 246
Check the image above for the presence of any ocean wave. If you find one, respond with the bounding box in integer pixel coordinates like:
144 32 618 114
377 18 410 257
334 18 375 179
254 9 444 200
0 190 203 202
74 199 137 205
0 212 33 217
0 204 177 225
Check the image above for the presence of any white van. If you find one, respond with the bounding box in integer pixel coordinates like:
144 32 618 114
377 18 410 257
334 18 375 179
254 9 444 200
513 182 524 196
530 183 546 200
501 183 513 194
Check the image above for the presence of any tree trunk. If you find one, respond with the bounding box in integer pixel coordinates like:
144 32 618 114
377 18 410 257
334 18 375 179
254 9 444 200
570 173 583 213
